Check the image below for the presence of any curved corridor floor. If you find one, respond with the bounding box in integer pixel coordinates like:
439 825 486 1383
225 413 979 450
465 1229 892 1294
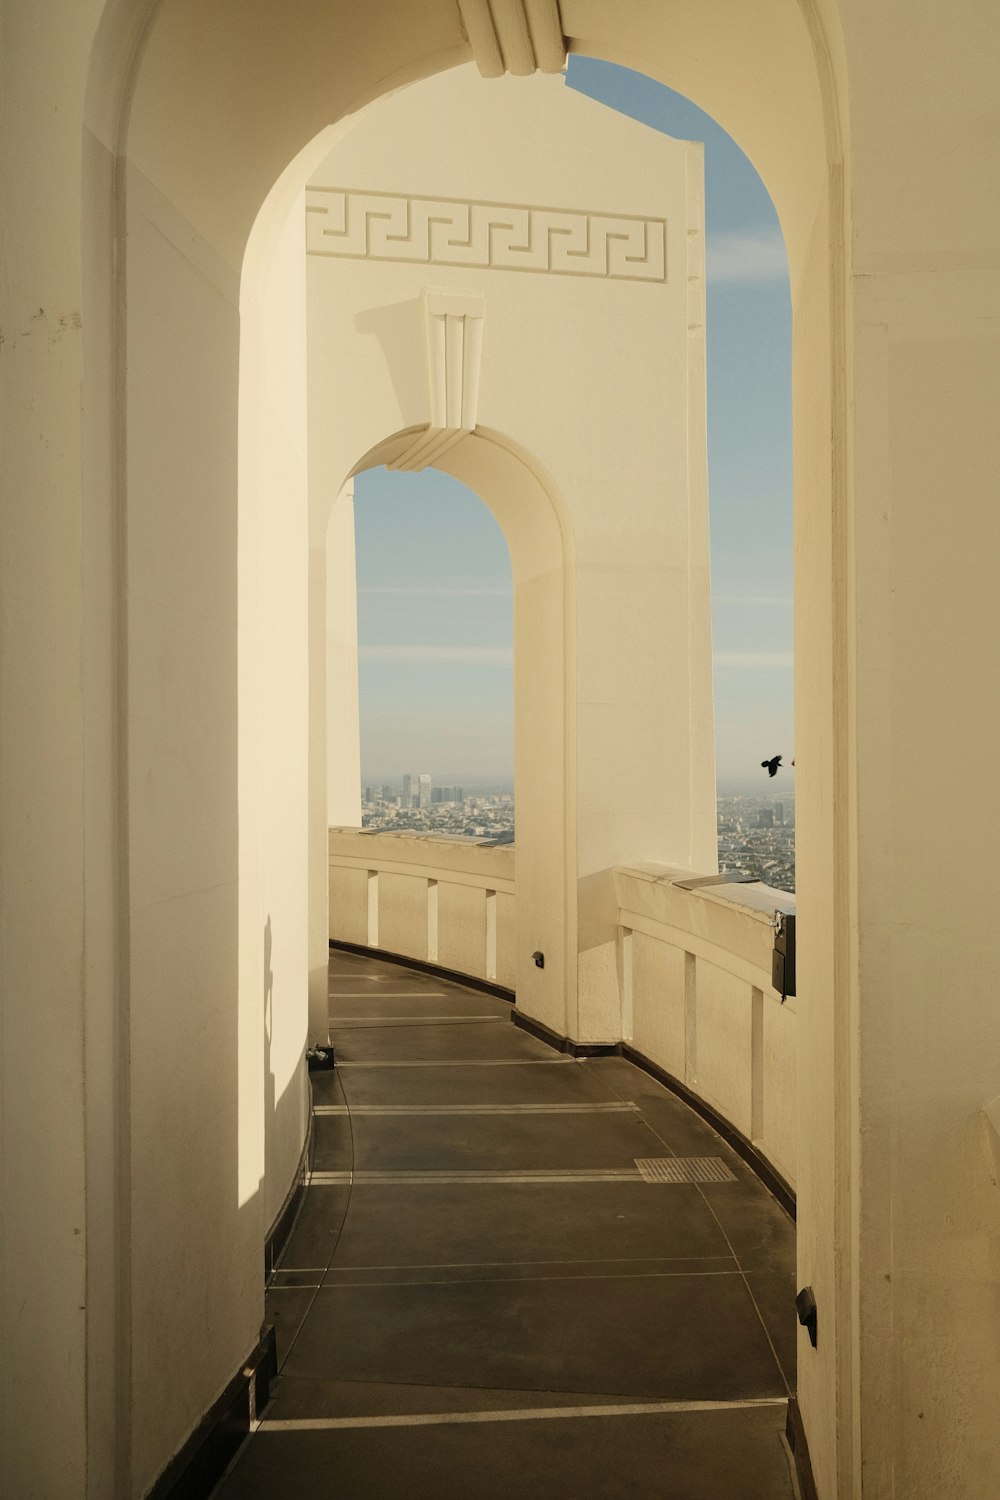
215 952 798 1500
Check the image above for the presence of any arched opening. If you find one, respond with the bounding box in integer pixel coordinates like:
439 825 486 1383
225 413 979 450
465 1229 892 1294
347 426 574 1038
73 5 846 1496
348 466 515 836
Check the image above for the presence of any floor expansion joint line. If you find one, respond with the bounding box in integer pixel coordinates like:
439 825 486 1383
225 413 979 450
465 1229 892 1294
309 1168 642 1184
329 1018 505 1028
334 1058 576 1067
328 991 451 998
262 1397 789 1433
312 1102 641 1115
310 1254 739 1271
318 1269 745 1287
308 1162 738 1186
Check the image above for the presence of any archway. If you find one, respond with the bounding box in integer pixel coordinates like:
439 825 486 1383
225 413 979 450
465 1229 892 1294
77 5 845 1497
346 467 516 837
345 428 574 1039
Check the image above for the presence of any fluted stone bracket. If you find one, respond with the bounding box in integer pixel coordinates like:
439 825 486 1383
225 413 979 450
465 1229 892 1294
389 291 485 472
457 0 566 78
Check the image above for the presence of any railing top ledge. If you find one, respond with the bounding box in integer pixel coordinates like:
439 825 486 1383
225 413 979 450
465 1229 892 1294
614 863 795 923
330 826 512 847
329 826 515 884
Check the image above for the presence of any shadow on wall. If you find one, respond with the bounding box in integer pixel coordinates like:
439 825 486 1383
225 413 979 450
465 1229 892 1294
260 914 305 1235
354 299 426 416
576 868 621 954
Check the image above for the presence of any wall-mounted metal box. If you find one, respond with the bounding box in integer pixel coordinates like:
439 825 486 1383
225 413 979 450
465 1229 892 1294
772 911 796 1000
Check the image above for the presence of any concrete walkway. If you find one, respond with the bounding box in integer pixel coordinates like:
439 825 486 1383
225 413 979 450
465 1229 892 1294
216 951 798 1499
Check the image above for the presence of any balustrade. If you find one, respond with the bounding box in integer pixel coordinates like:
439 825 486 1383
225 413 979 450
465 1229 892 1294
330 830 796 1189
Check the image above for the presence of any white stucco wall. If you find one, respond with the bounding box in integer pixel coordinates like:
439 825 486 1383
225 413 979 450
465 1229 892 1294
309 65 716 1047
437 881 490 979
239 183 313 1234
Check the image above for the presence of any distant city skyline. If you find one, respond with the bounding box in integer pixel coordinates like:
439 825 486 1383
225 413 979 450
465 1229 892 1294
356 776 794 892
361 770 514 800
354 58 792 785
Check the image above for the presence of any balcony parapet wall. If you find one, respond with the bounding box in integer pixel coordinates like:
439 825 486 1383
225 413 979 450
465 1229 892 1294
329 827 516 989
614 865 796 1193
328 831 796 1193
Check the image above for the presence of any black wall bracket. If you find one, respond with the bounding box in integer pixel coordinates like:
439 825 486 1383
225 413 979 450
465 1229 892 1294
796 1285 818 1348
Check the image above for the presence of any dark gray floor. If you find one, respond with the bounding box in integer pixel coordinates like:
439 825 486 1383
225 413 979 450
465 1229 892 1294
215 951 798 1499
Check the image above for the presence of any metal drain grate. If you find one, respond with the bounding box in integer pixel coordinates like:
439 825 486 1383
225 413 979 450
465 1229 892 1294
634 1157 737 1184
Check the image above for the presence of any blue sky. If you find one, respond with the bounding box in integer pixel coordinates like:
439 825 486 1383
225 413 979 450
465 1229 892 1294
354 58 793 786
354 468 514 785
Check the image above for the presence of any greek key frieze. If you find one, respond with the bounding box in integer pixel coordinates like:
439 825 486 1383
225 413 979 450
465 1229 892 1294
305 189 666 283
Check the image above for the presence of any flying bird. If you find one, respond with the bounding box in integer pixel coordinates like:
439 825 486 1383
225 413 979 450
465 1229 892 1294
762 755 783 777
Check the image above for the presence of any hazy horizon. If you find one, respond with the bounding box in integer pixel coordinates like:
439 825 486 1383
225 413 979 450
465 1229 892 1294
359 772 793 797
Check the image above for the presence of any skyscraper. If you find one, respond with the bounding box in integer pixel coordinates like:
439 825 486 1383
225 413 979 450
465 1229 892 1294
402 773 412 809
418 773 431 809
